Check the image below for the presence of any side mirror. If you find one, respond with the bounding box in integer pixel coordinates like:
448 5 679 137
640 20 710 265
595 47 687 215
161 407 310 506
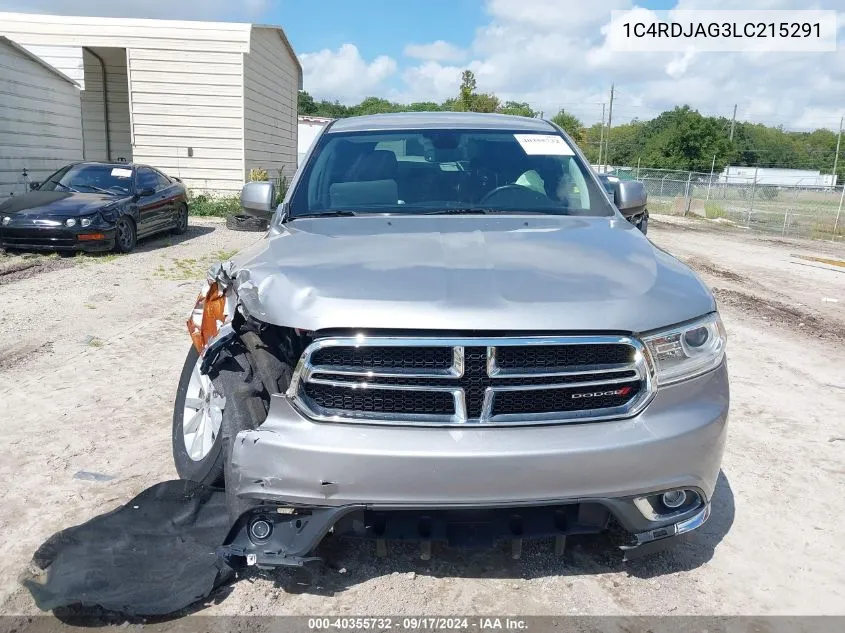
136 187 155 198
240 181 275 218
29 181 41 191
614 180 647 213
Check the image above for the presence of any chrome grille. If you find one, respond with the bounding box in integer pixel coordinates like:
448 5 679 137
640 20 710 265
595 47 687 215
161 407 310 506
287 336 656 426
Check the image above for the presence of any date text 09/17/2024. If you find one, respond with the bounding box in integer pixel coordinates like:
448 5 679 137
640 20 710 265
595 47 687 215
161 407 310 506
308 617 529 631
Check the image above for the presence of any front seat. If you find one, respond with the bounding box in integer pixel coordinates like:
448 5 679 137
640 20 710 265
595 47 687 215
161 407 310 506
331 150 400 208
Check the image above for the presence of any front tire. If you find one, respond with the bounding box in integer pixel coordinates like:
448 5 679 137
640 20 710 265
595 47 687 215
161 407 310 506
172 346 226 485
172 203 189 235
113 217 137 253
172 334 293 488
226 214 268 232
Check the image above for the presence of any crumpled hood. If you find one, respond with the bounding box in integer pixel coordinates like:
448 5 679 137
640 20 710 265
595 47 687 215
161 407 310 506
0 191 119 218
231 215 715 333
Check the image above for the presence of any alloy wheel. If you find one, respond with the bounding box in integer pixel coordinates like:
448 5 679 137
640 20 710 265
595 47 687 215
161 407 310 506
182 356 226 461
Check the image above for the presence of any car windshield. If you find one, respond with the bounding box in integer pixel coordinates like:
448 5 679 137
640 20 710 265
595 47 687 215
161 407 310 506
289 128 614 217
39 164 132 195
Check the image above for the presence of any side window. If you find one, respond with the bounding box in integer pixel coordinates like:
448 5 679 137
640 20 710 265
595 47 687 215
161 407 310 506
136 168 158 193
153 170 171 190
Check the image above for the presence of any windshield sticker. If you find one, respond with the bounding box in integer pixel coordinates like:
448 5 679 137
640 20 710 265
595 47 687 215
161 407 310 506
111 168 132 178
514 134 575 156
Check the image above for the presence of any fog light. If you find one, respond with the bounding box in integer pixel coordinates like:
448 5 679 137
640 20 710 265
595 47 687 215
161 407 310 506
65 218 77 227
662 490 687 509
249 518 272 541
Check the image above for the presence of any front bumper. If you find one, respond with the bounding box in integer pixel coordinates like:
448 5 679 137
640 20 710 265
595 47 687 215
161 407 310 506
225 362 728 561
0 225 116 252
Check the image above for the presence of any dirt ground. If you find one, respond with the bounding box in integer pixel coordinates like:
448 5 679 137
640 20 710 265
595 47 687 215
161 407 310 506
0 215 844 618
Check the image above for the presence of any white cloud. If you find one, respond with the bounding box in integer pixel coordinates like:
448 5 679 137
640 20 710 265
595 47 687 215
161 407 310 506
404 40 466 63
393 0 845 131
299 44 397 104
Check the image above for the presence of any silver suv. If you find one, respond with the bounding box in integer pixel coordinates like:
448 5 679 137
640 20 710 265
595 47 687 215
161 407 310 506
172 112 729 568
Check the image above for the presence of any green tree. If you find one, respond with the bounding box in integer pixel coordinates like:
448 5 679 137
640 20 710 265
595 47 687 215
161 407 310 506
352 97 400 116
639 106 734 172
498 101 537 117
297 90 318 115
471 93 500 113
551 109 584 144
458 70 477 112
407 101 442 112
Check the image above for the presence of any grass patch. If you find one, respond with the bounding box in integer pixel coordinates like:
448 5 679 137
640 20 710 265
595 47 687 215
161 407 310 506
189 193 241 217
153 249 240 281
211 249 239 261
75 252 121 264
704 202 728 219
85 336 105 348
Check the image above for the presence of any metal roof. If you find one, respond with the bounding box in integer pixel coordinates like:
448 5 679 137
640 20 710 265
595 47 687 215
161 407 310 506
328 112 557 133
0 36 79 86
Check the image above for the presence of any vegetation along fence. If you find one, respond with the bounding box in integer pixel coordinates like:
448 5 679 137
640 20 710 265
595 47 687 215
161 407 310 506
605 166 845 242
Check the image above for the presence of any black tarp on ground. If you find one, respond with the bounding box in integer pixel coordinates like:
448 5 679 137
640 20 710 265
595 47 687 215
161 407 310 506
22 480 235 617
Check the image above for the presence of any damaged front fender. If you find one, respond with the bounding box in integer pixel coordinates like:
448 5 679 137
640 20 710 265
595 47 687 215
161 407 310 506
186 261 238 355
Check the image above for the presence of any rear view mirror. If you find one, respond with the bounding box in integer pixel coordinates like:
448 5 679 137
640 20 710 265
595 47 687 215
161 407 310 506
137 187 155 198
29 181 41 191
614 180 647 213
240 181 275 218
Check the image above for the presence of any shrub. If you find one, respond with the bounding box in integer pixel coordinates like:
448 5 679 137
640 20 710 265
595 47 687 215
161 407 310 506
188 192 241 217
248 167 269 182
275 167 289 205
758 185 778 200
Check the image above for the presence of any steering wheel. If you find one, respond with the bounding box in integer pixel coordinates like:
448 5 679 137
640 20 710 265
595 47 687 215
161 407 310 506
478 184 551 206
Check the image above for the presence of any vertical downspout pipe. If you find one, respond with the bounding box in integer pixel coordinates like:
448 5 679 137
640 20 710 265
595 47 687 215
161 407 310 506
84 47 110 161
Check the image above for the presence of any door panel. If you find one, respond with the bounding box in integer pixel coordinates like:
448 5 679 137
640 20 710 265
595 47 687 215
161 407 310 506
134 167 169 235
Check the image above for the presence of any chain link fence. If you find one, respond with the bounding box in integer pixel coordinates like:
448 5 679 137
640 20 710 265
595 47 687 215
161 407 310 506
606 166 845 242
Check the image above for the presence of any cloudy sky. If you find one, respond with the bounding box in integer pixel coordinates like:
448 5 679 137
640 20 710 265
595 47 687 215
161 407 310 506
1 0 843 131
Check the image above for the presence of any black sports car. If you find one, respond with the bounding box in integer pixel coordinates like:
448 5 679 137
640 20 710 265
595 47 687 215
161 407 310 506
0 162 189 253
597 172 649 234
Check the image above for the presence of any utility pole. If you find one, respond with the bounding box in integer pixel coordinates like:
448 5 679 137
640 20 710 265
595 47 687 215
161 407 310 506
729 104 737 141
597 103 606 171
833 116 843 183
605 84 615 169
706 154 717 201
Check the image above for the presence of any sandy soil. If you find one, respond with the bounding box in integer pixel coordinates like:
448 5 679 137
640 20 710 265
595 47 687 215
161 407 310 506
0 215 843 618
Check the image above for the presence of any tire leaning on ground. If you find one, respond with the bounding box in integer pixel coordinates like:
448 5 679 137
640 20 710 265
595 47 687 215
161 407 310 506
172 203 189 235
113 216 137 253
226 214 268 232
172 336 292 488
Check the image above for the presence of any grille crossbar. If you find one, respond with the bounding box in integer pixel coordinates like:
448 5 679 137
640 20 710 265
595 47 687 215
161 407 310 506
287 336 656 426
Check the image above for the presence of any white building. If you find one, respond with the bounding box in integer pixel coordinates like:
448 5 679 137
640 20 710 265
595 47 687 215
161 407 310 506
0 13 301 196
720 166 837 188
0 37 84 197
297 115 333 165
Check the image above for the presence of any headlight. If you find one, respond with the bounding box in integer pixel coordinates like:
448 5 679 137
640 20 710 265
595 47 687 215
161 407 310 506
642 313 727 385
81 215 95 227
65 218 77 227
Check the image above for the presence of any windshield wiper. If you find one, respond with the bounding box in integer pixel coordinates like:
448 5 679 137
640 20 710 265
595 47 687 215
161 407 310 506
54 182 79 193
291 210 359 218
420 208 519 215
74 184 117 195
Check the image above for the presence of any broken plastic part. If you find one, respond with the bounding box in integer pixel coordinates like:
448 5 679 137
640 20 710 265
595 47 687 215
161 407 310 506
187 261 239 353
187 281 227 353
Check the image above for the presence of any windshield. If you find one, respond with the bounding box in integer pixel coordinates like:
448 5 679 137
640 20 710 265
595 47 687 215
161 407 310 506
39 164 133 195
289 128 614 217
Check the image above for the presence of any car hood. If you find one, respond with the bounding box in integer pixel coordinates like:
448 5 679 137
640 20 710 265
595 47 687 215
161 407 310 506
231 215 716 333
0 191 120 218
